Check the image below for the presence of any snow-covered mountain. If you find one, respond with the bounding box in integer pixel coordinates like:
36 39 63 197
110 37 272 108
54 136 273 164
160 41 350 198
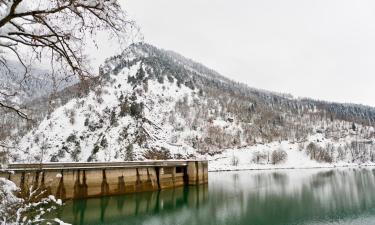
11 43 375 167
0 60 77 103
0 60 78 145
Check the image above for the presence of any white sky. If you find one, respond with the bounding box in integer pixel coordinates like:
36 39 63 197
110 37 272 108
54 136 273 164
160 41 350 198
95 0 375 107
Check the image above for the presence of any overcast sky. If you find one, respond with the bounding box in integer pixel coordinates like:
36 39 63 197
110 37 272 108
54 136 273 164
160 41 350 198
98 0 375 106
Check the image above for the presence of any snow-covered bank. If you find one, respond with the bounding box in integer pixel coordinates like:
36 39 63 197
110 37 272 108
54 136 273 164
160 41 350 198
208 159 375 172
0 178 22 224
207 140 375 172
0 178 67 225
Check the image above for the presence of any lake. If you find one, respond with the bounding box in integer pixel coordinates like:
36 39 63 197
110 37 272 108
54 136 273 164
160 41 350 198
57 168 375 225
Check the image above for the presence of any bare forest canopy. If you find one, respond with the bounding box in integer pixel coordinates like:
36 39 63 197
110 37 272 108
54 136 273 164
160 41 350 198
2 43 375 157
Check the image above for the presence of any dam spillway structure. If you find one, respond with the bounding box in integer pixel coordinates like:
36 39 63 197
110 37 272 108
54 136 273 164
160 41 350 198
0 160 208 200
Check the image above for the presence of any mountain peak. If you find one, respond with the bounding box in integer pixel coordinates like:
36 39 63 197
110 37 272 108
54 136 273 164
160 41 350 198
10 43 375 165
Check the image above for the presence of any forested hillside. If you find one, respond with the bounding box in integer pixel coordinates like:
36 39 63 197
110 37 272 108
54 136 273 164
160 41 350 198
3 43 375 168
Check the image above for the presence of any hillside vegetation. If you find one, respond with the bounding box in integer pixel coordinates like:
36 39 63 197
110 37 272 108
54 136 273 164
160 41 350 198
3 43 374 168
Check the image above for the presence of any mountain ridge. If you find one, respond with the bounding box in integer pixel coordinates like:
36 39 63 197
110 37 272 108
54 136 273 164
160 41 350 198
5 43 375 167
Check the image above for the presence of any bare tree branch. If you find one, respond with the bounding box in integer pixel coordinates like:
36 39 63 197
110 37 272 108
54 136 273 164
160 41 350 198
0 101 29 120
0 0 135 119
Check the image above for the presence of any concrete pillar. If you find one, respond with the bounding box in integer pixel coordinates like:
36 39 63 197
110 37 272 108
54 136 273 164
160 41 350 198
187 161 208 185
187 161 198 185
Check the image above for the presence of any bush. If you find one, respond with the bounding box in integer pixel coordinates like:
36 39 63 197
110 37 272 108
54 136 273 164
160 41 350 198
66 134 77 143
231 155 239 166
0 151 8 168
252 151 268 164
306 142 333 163
157 75 164 84
119 101 129 117
130 102 143 118
143 147 171 160
337 146 346 161
64 109 76 125
125 144 135 161
96 96 104 104
100 137 108 148
84 117 89 126
110 110 118 126
70 144 81 162
93 145 100 154
271 149 287 164
0 178 61 224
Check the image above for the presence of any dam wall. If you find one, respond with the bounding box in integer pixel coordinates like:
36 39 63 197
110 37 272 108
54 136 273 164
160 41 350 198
0 160 208 200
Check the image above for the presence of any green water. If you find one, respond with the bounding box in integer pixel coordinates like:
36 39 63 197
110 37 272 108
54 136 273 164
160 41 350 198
57 168 375 225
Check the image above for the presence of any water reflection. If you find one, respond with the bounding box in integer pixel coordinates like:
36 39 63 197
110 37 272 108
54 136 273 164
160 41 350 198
58 168 375 225
59 185 208 225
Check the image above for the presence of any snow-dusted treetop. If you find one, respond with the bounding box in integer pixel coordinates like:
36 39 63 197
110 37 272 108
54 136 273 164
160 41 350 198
0 0 134 119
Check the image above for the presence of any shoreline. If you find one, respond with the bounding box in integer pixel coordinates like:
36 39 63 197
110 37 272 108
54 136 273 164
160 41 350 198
208 163 375 172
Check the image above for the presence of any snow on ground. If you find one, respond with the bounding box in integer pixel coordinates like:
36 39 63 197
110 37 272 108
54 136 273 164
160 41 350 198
14 58 198 162
0 178 69 224
11 43 375 169
207 138 375 172
0 178 22 224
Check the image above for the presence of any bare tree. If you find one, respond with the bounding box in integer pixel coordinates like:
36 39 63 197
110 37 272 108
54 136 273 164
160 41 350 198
0 0 134 119
271 149 287 164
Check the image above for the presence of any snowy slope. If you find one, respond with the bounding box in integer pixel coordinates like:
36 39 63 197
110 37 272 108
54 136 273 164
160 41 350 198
11 43 375 168
0 60 77 104
15 59 199 162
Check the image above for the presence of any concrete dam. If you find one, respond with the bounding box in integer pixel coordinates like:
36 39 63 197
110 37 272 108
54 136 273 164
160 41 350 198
0 160 208 200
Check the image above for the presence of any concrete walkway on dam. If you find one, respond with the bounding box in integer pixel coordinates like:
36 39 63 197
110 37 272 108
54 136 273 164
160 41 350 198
0 160 208 200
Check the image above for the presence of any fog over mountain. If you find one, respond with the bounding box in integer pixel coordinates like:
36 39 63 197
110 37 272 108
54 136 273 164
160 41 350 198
124 0 375 107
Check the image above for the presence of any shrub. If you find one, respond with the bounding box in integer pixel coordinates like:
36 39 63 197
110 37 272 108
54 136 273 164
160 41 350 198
306 142 333 163
71 144 81 162
130 102 143 118
231 155 239 166
100 137 108 148
125 144 135 161
110 110 118 126
93 145 100 154
337 146 346 161
271 149 288 164
96 96 104 104
57 148 66 158
120 101 129 117
66 134 77 143
167 75 174 83
143 147 171 160
306 142 318 159
84 117 89 126
0 151 8 167
173 153 186 160
157 75 164 84
252 151 268 164
69 109 76 125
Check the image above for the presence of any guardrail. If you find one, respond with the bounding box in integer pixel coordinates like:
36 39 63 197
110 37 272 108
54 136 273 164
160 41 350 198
4 160 205 171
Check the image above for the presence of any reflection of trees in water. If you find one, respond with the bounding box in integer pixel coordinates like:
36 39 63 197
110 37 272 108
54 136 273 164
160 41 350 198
60 185 208 225
271 172 288 186
100 196 109 222
232 173 239 190
247 171 290 192
213 168 375 225
310 170 334 187
72 198 86 225
59 169 375 225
